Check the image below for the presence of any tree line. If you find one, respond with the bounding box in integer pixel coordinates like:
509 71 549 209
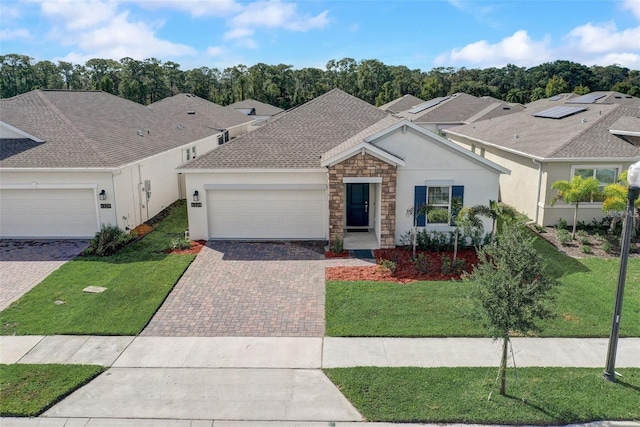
2 53 639 109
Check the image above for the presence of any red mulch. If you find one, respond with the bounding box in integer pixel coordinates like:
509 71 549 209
132 223 153 237
167 240 207 255
325 251 350 258
326 248 478 283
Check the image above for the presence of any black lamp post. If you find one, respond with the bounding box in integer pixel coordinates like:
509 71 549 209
604 160 640 382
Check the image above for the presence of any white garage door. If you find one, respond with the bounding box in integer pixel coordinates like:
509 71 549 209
207 189 326 239
0 189 99 238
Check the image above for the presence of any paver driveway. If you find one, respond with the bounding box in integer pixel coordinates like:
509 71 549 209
0 240 88 311
143 241 367 337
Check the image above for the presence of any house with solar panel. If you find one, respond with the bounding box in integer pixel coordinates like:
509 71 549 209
444 92 640 227
395 92 524 134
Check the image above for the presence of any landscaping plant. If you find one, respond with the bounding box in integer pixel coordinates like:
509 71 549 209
551 175 601 239
464 224 557 396
83 224 133 256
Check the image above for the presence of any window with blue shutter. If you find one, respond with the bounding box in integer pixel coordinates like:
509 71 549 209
450 185 464 225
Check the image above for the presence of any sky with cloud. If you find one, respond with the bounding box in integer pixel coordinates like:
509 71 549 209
1 0 639 71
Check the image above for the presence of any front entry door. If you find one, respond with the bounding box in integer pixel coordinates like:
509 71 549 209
346 183 369 227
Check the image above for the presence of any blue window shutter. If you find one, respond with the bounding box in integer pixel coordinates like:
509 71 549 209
414 186 427 227
451 185 464 225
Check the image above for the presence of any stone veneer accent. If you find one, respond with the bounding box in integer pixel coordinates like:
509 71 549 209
328 153 397 248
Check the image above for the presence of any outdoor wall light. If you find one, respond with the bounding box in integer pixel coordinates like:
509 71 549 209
193 190 200 202
604 160 640 382
98 189 107 201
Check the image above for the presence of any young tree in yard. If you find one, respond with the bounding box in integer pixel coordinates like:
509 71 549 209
602 171 640 234
465 224 556 396
551 175 601 239
472 200 519 242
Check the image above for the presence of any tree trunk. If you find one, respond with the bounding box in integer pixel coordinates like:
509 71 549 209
500 336 509 396
572 203 579 239
453 228 459 262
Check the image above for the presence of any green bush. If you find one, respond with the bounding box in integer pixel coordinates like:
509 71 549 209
330 236 345 254
556 229 572 246
580 245 592 254
557 218 568 230
378 259 397 274
601 240 613 253
441 255 465 274
84 225 133 256
412 253 431 274
169 237 192 250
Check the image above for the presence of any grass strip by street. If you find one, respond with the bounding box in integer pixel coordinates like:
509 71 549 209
324 367 640 424
0 364 105 417
326 232 640 337
0 201 195 336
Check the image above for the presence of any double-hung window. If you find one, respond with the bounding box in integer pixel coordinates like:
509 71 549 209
427 187 450 224
414 184 464 226
572 165 619 202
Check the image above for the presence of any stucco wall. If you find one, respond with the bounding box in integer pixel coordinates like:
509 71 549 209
375 127 502 243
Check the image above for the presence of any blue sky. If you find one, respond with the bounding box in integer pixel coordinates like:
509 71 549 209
1 0 639 71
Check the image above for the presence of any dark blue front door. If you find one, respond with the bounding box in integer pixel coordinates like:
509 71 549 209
346 183 369 227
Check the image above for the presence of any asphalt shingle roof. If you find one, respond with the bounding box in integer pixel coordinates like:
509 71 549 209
150 93 253 130
184 89 391 169
396 93 521 124
227 99 284 116
445 102 640 159
0 90 223 168
378 94 424 113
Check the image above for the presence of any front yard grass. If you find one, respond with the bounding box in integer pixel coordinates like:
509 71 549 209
0 364 105 417
326 231 640 337
324 367 640 424
0 201 195 336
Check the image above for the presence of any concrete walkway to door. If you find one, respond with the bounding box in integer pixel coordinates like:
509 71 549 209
141 241 370 337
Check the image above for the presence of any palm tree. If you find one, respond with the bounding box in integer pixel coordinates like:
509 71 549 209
472 200 518 242
453 207 484 262
602 171 640 234
550 175 601 239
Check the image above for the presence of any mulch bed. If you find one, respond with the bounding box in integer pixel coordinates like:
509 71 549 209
167 240 207 255
326 248 478 283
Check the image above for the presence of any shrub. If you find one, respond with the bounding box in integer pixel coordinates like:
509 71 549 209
378 259 397 274
169 237 192 251
412 253 431 274
580 245 592 254
556 229 572 246
441 254 465 275
557 218 568 230
84 225 133 256
330 236 345 254
601 240 613 253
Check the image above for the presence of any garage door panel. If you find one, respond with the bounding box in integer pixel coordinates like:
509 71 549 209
0 189 99 238
207 189 326 239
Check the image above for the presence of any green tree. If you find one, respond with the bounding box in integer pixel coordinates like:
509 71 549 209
465 224 556 396
602 171 640 233
472 200 519 241
550 175 601 239
573 84 590 95
545 74 569 97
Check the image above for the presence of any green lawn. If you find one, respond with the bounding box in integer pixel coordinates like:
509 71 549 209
326 232 640 337
0 201 195 336
325 367 640 424
0 364 105 417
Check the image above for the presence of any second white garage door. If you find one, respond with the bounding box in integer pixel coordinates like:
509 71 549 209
207 189 327 239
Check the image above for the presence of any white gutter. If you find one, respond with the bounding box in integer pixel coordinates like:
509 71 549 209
532 159 543 224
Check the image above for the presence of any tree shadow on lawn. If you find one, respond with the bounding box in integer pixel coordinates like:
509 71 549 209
531 232 590 279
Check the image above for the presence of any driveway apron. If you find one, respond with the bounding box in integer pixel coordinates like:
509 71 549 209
142 242 330 337
0 240 88 311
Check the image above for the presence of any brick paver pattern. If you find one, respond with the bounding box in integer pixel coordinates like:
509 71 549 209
142 241 369 337
0 240 88 311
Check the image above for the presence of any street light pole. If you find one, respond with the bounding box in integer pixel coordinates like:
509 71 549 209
604 161 640 382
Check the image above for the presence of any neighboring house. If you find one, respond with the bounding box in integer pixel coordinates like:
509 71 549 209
150 93 253 146
378 94 424 114
396 92 524 133
0 90 224 238
180 89 509 248
445 92 640 227
227 98 284 127
525 91 640 110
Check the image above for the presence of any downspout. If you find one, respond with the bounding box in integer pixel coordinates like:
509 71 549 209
532 159 543 225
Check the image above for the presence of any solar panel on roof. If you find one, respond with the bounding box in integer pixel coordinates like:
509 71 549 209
533 106 588 119
548 94 564 101
567 93 606 104
407 96 450 114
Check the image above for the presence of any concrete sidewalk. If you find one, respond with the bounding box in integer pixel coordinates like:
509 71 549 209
2 336 639 426
2 335 639 368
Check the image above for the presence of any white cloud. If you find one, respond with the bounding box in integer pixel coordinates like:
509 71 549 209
565 21 640 53
38 0 117 30
435 30 552 68
229 0 328 33
132 0 242 17
0 28 31 41
585 52 640 70
206 46 225 57
622 0 640 20
224 27 255 40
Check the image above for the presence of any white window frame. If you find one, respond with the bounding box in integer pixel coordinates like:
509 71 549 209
426 186 451 224
570 164 620 202
192 146 196 158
